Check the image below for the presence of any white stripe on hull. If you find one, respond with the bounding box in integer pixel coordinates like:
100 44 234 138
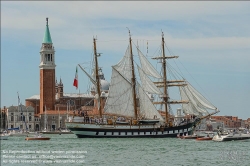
70 130 190 137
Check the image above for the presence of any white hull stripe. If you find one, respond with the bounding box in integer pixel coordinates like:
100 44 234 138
72 130 190 136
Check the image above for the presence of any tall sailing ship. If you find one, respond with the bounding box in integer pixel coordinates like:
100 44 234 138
65 31 219 138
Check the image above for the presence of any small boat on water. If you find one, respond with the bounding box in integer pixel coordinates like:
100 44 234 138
41 128 72 134
178 133 204 139
0 134 9 140
212 129 250 142
196 132 214 141
196 137 212 141
181 135 205 139
0 131 10 140
212 133 250 142
25 133 50 141
9 131 30 137
25 137 50 141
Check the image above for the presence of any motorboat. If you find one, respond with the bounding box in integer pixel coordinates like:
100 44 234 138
25 133 50 141
196 132 215 141
41 129 72 134
178 133 204 139
196 137 212 141
181 135 205 139
0 131 10 140
212 131 250 142
8 128 29 137
9 131 29 137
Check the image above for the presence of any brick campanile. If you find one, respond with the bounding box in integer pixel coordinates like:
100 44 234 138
39 18 56 113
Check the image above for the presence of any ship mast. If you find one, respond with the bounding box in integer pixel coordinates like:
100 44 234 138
128 30 138 120
161 32 170 125
93 38 102 117
152 32 188 125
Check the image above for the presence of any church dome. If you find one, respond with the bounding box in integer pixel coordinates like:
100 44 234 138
100 79 110 91
91 79 110 91
91 68 110 92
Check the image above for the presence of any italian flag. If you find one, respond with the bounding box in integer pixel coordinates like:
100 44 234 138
73 66 78 89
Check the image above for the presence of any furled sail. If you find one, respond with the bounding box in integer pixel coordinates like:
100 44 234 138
137 47 161 78
138 84 164 121
104 67 135 117
179 82 217 116
137 65 162 95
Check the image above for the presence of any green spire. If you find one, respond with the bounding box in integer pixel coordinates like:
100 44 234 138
43 17 52 43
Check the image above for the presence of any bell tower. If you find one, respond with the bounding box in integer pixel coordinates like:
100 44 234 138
39 17 56 113
57 78 64 98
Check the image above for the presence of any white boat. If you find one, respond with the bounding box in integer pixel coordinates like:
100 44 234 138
0 131 10 140
25 132 50 141
66 31 219 138
212 131 250 142
40 129 72 134
9 130 29 137
60 129 72 133
0 134 9 140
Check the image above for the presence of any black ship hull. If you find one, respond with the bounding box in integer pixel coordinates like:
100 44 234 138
66 118 200 138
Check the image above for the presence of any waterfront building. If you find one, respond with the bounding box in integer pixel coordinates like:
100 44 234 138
6 105 35 131
244 119 250 129
212 115 245 129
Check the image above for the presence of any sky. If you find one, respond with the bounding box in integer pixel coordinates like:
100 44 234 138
1 1 250 120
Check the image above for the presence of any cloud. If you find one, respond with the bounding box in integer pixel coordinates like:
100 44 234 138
2 1 250 52
2 2 250 30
